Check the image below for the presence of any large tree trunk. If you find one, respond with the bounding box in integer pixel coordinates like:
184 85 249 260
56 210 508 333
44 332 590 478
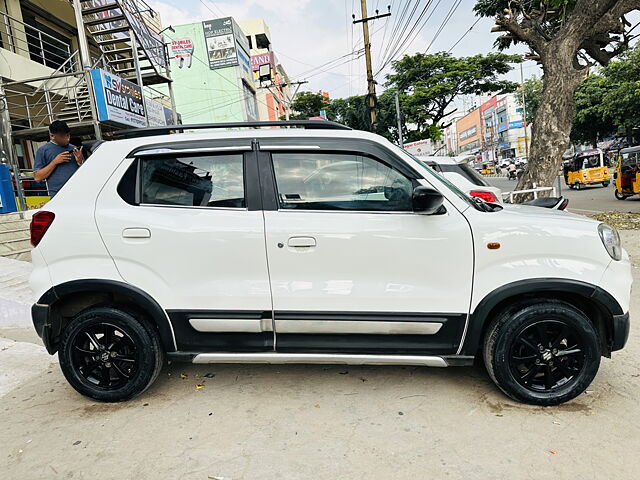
515 54 587 199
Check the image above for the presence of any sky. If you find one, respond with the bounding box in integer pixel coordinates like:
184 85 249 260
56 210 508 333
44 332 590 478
149 0 542 103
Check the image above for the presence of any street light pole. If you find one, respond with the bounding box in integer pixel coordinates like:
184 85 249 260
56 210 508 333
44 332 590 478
520 61 530 159
395 90 404 147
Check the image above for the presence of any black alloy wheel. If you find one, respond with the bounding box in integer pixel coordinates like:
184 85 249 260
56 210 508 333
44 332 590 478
59 307 164 402
70 322 140 390
484 300 600 405
509 320 585 392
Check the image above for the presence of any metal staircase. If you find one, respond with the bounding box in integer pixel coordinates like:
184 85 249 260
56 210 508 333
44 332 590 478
78 0 169 85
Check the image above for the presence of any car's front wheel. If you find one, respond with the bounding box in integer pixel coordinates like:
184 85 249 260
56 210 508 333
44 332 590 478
59 307 164 402
483 300 600 405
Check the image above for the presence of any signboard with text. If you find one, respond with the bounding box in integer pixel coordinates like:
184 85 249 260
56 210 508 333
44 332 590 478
202 18 238 69
90 69 146 128
171 38 194 68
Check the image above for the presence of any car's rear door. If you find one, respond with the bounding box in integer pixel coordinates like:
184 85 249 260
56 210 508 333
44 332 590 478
258 138 474 355
95 139 274 352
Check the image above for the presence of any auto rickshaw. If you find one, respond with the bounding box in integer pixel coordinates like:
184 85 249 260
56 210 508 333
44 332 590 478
614 145 640 200
564 149 610 189
480 162 496 175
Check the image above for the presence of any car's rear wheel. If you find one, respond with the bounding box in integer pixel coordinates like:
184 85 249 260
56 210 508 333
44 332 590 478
614 190 627 200
574 181 583 190
602 181 610 187
59 307 164 402
483 300 600 405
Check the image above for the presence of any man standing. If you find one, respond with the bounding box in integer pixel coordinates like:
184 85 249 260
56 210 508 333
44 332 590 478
34 121 84 198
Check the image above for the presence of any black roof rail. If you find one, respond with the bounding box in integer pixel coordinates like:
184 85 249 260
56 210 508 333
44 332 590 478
113 120 352 139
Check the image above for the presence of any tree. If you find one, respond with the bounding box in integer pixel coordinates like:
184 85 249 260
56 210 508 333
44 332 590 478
475 0 640 195
572 75 614 147
385 52 521 141
289 92 326 119
601 44 640 141
516 77 543 125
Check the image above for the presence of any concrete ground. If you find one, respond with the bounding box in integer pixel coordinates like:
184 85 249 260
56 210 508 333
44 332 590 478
0 233 638 479
486 175 640 214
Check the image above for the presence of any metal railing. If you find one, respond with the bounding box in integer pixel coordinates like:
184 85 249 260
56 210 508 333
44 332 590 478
503 185 557 203
0 12 76 72
1 53 107 131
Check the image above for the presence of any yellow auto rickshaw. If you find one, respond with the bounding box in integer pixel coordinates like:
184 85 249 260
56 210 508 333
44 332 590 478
564 149 610 189
480 162 496 175
614 146 640 200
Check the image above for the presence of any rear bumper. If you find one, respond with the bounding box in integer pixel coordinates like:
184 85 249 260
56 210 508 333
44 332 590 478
612 312 630 352
32 303 55 354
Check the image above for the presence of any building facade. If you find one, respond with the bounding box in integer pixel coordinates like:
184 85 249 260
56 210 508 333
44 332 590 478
456 108 482 155
0 0 176 209
238 19 291 122
168 17 258 124
494 93 530 160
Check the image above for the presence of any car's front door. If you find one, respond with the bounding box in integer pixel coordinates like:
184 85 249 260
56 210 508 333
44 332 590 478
95 143 274 352
260 143 474 355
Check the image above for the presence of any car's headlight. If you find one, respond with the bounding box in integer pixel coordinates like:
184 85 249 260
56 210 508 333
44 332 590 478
598 223 622 261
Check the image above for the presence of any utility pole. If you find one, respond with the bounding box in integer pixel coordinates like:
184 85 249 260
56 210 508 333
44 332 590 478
394 91 404 147
520 62 530 159
353 3 391 132
266 80 308 121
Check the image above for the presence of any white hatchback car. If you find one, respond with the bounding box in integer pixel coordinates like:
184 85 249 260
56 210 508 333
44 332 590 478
419 155 503 203
29 121 632 405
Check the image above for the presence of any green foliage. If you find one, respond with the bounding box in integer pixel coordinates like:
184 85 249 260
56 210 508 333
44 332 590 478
384 52 520 141
289 91 326 120
600 45 640 131
571 75 614 147
516 77 543 125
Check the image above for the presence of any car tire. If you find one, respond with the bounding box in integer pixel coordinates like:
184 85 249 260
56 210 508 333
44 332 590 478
59 307 164 402
602 181 610 187
483 300 600 406
574 182 583 190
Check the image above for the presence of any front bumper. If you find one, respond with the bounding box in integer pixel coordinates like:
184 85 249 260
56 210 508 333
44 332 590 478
32 303 55 354
612 312 630 352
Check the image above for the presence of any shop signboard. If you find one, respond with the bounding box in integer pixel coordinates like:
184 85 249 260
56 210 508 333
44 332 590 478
146 97 167 127
171 38 194 68
509 120 524 129
90 69 146 128
202 17 239 70
251 52 275 83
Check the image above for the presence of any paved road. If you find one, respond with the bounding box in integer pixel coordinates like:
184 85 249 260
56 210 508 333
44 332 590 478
0 233 638 479
486 175 640 214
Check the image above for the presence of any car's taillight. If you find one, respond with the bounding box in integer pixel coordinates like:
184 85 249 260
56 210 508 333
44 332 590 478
558 199 569 210
30 211 55 247
469 190 498 203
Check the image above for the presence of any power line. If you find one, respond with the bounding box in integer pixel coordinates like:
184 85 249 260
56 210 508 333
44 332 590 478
425 0 463 53
447 17 482 53
378 0 438 72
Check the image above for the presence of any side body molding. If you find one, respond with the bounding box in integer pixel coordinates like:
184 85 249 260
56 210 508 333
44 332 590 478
37 279 176 353
461 278 624 356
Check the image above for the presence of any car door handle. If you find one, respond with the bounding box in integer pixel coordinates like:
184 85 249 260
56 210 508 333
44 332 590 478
287 236 317 248
122 228 151 239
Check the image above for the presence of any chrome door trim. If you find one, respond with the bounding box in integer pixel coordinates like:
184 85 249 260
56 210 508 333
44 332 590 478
189 318 273 333
192 352 448 367
275 320 443 335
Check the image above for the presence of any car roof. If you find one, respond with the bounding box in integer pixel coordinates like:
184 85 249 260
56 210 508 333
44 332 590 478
620 145 640 154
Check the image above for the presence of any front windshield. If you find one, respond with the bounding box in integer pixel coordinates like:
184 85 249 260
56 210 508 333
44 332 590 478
390 145 475 207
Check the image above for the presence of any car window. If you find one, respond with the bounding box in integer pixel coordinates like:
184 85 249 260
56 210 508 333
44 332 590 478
271 152 413 211
140 154 245 208
439 163 489 187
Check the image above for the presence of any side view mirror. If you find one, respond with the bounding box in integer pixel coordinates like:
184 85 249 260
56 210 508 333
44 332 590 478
412 186 444 214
